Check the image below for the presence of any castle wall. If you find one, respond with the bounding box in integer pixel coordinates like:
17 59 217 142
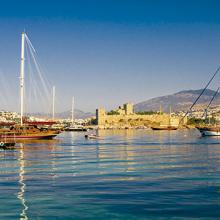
96 103 185 129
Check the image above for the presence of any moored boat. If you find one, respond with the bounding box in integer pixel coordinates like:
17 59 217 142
151 106 178 131
65 125 87 132
196 126 220 136
194 88 220 137
4 32 60 140
64 97 88 132
151 126 178 131
0 124 59 139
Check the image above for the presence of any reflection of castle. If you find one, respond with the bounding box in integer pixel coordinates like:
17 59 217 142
96 103 182 129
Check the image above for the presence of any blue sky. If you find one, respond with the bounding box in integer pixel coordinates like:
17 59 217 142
0 0 220 113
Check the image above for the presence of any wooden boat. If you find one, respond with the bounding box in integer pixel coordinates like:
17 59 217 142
151 126 178 131
151 106 178 131
0 124 59 139
2 33 59 140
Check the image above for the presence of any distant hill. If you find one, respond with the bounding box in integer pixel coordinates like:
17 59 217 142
56 109 94 119
30 109 95 119
134 89 220 113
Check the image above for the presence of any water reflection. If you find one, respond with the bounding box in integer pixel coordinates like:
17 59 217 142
17 144 28 220
2 130 220 219
15 138 60 145
15 139 61 219
80 129 220 181
97 129 136 141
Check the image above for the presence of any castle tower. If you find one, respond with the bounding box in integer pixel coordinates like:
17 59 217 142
96 108 106 125
124 103 133 115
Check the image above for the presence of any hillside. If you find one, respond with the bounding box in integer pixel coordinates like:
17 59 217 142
134 89 220 113
30 109 94 119
56 109 94 119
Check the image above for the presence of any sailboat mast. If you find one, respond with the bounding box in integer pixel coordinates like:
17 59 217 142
160 105 162 115
169 106 172 125
52 86 55 120
20 32 25 126
71 96 74 124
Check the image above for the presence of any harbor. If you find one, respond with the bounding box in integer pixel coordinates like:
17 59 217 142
1 1 220 219
0 31 217 145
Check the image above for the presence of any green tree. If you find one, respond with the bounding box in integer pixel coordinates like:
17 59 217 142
136 111 159 115
107 110 120 115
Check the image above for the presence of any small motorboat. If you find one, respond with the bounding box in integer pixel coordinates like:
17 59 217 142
85 134 102 140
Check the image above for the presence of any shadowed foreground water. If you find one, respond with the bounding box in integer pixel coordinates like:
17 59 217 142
1 129 220 219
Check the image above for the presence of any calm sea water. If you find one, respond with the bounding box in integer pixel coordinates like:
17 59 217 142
1 129 220 219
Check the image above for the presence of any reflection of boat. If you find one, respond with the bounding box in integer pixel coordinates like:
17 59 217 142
14 137 60 145
196 126 220 136
0 141 16 148
151 126 178 131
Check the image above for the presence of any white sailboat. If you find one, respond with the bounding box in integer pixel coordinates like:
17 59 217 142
196 88 220 136
65 97 87 132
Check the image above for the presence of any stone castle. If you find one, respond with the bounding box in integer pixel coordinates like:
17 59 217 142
96 103 183 129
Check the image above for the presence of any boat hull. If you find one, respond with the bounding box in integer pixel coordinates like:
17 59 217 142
200 130 220 136
197 127 220 136
151 126 178 131
65 128 87 132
